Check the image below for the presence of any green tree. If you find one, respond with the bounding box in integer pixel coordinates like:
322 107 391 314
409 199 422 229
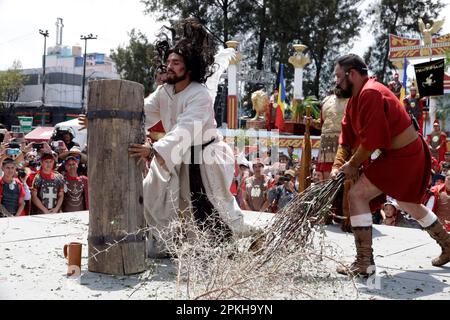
141 0 248 45
140 0 363 98
110 29 156 96
0 61 26 110
260 0 362 98
364 0 445 84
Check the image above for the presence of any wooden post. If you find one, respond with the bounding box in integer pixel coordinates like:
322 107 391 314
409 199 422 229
298 105 312 192
87 79 146 275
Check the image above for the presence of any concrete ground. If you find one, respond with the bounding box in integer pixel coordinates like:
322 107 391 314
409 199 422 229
1 211 449 300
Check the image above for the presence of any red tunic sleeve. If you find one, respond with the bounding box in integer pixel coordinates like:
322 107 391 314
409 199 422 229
357 89 391 151
338 105 357 148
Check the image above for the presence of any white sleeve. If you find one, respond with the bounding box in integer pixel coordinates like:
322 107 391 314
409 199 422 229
144 87 162 129
153 89 213 172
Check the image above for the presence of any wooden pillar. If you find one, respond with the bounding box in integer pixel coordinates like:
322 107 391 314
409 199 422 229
298 106 312 192
87 79 146 275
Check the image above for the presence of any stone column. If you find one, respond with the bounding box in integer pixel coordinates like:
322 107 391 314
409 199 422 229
226 40 241 129
288 44 310 122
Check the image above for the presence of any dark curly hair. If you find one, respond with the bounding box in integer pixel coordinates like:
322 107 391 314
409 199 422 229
154 18 216 84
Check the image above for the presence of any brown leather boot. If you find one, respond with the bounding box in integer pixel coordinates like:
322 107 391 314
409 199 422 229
424 220 450 267
337 226 375 277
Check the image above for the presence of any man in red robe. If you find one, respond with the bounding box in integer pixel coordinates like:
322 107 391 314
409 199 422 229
427 120 448 164
331 54 450 277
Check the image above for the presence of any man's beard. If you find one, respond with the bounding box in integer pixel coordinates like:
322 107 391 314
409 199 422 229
336 82 353 99
166 72 187 84
334 87 343 98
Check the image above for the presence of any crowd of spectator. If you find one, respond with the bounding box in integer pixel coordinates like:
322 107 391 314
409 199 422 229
232 143 450 233
0 124 88 218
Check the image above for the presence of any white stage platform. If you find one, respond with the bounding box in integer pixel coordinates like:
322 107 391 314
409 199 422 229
1 211 449 299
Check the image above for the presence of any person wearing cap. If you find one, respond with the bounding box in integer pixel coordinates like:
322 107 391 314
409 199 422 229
331 53 450 277
380 199 400 226
243 158 271 212
62 155 88 212
268 169 297 212
427 120 447 164
31 151 65 215
403 86 425 135
0 158 26 217
58 146 87 165
61 129 80 151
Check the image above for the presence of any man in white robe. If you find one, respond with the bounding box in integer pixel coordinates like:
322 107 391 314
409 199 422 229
129 21 257 256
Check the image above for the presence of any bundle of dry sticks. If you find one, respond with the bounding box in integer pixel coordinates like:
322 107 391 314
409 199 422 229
252 173 346 265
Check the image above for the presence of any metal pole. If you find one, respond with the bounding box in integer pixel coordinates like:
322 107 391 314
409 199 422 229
80 34 97 110
39 29 49 126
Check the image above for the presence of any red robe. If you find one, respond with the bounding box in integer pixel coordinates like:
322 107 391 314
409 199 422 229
148 121 165 143
340 78 431 203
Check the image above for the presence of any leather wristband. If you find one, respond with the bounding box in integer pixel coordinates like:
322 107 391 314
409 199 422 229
332 145 350 170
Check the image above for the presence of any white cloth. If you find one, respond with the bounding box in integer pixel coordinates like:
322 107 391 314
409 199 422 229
350 213 373 227
417 209 438 228
143 82 250 239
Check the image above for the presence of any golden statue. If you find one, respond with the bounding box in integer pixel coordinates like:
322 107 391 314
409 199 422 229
251 90 269 120
419 18 445 46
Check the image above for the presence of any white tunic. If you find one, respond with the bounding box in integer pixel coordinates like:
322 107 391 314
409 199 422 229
143 82 246 236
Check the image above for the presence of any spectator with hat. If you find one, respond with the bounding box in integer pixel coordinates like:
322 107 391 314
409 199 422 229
31 151 65 215
380 198 400 226
59 146 88 176
60 129 80 151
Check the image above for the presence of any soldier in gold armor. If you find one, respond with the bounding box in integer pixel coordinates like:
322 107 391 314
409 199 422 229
427 120 448 163
310 89 348 180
